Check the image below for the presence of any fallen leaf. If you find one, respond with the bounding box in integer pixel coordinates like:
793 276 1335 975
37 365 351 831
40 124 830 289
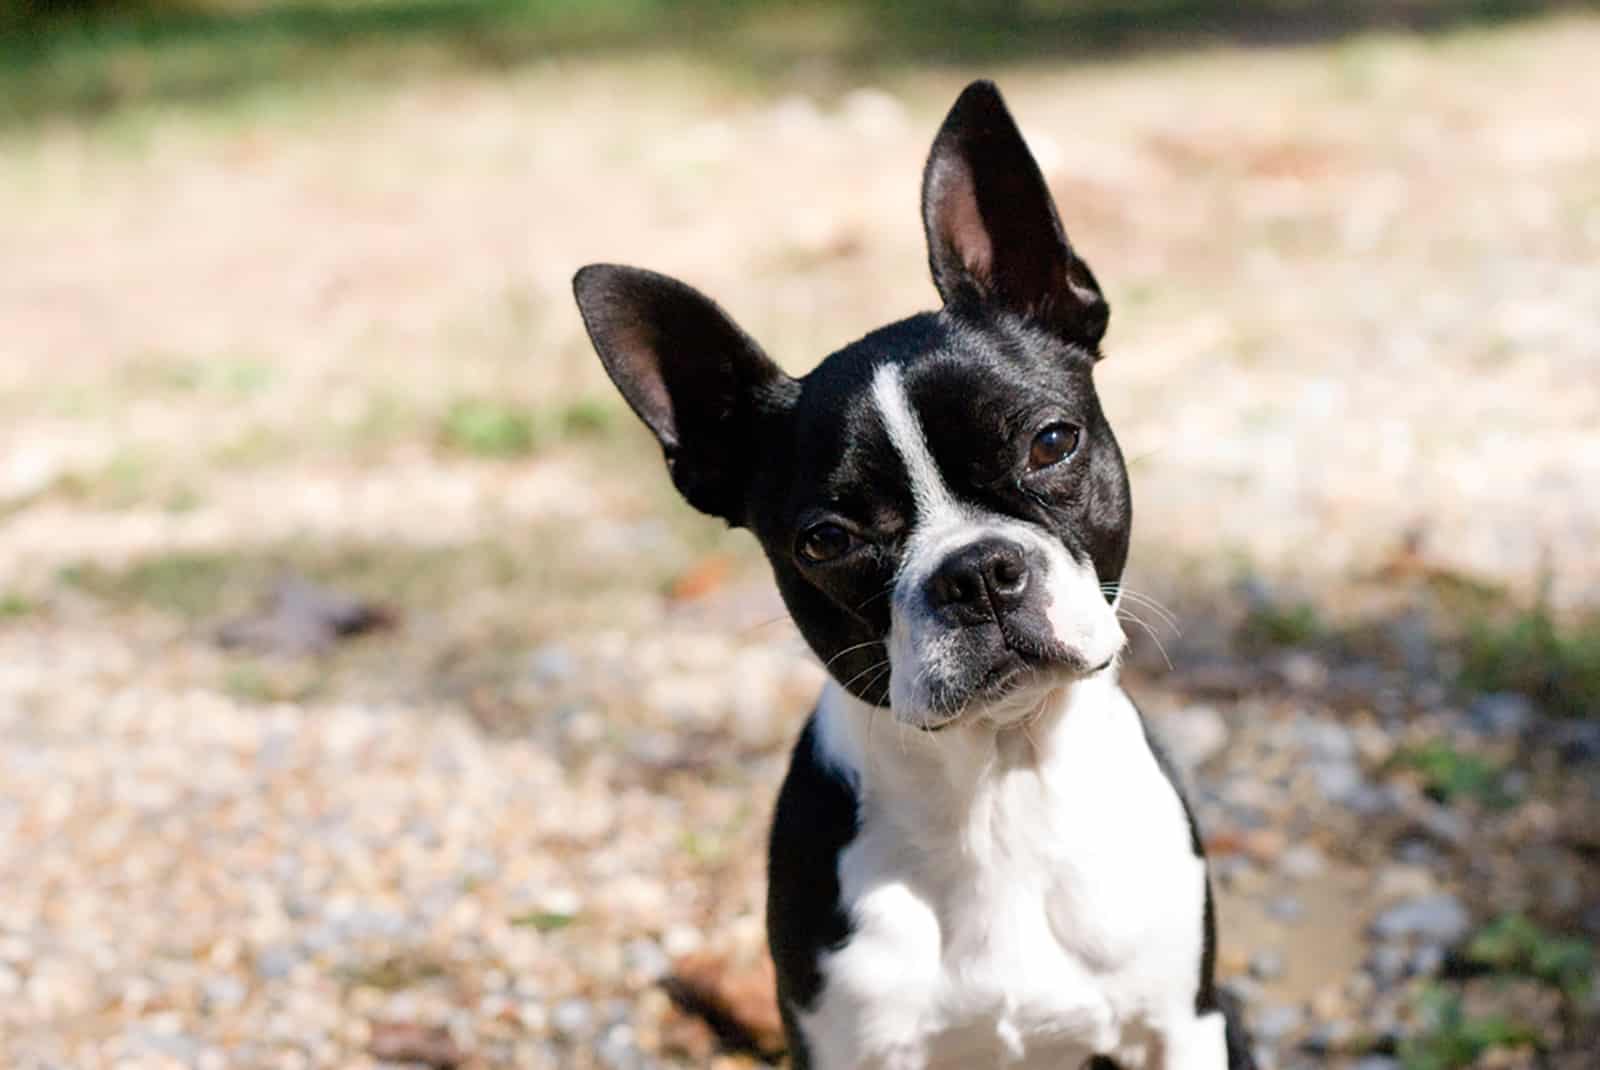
367 1020 464 1068
664 950 785 1058
668 556 732 603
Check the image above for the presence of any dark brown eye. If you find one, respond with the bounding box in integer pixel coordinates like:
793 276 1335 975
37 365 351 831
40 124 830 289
799 522 854 563
1028 423 1081 470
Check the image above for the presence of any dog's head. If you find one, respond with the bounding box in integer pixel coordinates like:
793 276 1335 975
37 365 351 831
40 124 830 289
574 81 1129 729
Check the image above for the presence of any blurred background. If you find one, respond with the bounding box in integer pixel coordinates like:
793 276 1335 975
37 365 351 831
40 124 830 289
2 2 1598 1068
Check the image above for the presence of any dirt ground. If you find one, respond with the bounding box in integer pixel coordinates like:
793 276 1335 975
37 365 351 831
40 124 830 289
1 10 1597 1069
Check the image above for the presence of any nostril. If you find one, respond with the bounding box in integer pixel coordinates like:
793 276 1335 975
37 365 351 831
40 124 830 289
929 570 971 608
991 555 1026 594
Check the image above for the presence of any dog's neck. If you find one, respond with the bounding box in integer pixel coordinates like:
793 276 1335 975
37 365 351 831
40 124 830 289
812 669 1133 830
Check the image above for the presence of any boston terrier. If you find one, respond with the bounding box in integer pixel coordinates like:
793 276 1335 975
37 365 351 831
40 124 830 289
574 81 1254 1070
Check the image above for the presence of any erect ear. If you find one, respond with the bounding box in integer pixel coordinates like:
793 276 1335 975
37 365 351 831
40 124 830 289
921 80 1109 351
572 264 795 525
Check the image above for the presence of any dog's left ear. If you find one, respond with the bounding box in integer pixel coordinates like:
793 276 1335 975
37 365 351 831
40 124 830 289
922 80 1109 351
572 264 795 526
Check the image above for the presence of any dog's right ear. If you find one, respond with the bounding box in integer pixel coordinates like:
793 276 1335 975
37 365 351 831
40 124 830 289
573 264 795 525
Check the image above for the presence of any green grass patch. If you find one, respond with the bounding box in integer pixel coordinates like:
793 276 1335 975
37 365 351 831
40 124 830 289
1399 986 1539 1070
437 397 616 458
0 592 36 618
438 399 538 457
1463 914 1594 999
223 658 326 703
1458 599 1600 719
338 949 449 991
62 549 242 616
1389 740 1515 809
1238 598 1324 650
52 449 153 509
509 910 577 932
125 355 275 397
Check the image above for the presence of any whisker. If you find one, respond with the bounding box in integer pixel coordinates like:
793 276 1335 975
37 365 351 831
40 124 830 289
851 582 898 615
1118 586 1179 628
1118 608 1173 671
1104 584 1181 634
822 639 887 673
737 613 798 637
839 658 892 693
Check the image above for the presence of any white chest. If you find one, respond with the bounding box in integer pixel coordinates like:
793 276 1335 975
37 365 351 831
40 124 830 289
798 680 1212 1069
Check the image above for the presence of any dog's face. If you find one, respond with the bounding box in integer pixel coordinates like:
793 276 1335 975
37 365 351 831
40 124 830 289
574 82 1129 729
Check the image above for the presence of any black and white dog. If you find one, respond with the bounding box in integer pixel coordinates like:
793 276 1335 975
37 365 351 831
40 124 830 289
575 81 1253 1070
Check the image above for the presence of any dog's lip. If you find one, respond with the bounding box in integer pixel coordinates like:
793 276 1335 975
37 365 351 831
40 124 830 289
921 648 1112 732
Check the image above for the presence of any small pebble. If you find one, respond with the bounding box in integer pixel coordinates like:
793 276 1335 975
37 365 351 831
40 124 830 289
1253 1003 1304 1043
551 998 596 1041
1265 895 1305 924
1369 894 1469 944
1249 949 1285 981
1278 845 1326 880
1467 692 1535 737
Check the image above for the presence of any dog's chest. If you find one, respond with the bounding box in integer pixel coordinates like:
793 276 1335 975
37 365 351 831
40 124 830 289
798 687 1206 1068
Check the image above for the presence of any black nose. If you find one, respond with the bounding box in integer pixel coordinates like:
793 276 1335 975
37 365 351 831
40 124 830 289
926 537 1031 620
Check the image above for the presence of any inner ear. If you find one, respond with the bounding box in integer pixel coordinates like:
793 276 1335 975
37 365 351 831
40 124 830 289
573 264 794 524
922 80 1109 350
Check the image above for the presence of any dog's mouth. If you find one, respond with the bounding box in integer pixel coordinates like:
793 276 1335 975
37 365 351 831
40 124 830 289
921 643 1113 732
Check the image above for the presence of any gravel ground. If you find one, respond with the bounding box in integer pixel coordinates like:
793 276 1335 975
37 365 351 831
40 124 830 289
2 11 1598 1070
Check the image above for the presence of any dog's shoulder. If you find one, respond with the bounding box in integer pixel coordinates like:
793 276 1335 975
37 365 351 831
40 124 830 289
766 709 860 1062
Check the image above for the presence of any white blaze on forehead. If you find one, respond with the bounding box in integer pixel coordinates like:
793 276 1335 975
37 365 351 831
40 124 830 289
869 363 959 520
872 362 975 725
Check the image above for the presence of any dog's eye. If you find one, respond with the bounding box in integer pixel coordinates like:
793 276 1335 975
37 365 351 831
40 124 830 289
798 522 854 563
1028 423 1081 470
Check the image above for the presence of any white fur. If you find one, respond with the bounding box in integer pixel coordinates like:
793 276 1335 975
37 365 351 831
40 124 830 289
800 678 1228 1069
870 364 1126 728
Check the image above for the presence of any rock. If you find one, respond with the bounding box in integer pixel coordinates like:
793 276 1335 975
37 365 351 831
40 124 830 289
1313 761 1363 802
1221 976 1263 1005
528 644 578 684
551 998 596 1042
1467 692 1535 737
1250 949 1286 981
1412 804 1469 847
1279 844 1326 880
1279 653 1328 691
1254 1003 1304 1043
623 938 670 983
1409 944 1445 977
1266 895 1305 924
1369 894 1469 944
1296 718 1356 762
1161 705 1230 770
596 1022 645 1070
1392 836 1439 866
254 946 299 981
1366 945 1408 988
1551 720 1600 763
1301 1020 1355 1055
1211 855 1254 889
201 975 246 1012
1352 1058 1400 1070
1374 863 1436 902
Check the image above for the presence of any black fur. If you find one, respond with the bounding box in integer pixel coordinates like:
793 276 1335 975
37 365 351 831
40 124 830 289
766 716 859 1070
